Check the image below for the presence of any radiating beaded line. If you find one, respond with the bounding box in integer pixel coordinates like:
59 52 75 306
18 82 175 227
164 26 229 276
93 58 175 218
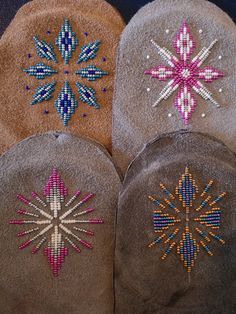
17 227 40 237
160 183 175 199
16 209 39 218
164 198 180 213
148 196 166 209
73 208 94 218
195 227 210 242
208 231 225 244
60 193 94 220
209 192 226 206
164 228 179 243
162 242 176 260
64 236 81 253
65 190 81 207
195 195 211 211
201 180 213 197
148 233 166 248
17 194 53 219
32 237 47 254
9 219 51 225
31 192 47 207
73 227 94 236
59 224 93 249
199 240 213 256
19 224 53 249
61 219 103 225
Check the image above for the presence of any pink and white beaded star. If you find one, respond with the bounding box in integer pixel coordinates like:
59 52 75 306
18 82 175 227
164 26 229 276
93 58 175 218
145 21 224 124
9 169 104 277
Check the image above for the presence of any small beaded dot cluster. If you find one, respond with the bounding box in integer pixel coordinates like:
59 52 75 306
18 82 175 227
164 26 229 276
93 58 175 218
145 21 224 124
76 82 100 109
23 63 57 80
76 65 108 82
148 167 226 274
9 169 104 277
54 81 78 126
55 19 78 65
23 19 108 125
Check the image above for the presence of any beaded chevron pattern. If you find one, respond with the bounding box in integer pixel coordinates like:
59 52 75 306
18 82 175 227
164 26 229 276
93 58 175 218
148 167 226 274
9 169 104 277
145 21 224 124
23 19 108 125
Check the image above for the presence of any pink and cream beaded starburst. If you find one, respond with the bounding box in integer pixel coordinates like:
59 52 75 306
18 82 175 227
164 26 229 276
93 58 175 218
145 21 224 124
9 169 104 277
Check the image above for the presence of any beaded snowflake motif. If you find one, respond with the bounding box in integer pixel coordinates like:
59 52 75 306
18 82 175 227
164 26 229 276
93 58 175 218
145 22 224 124
23 19 108 126
9 169 104 277
148 167 226 273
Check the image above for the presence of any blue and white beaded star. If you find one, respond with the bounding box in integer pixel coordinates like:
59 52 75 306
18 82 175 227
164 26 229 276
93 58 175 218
23 19 108 126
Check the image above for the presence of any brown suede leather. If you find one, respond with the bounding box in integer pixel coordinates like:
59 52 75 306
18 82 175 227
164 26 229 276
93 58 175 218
0 0 125 155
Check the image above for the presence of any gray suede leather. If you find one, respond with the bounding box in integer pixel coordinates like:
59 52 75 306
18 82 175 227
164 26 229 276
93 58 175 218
112 0 236 173
0 132 121 314
115 131 236 314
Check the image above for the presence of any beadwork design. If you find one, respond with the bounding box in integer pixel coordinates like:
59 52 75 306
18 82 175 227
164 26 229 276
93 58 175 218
76 65 108 81
77 41 100 64
32 81 56 105
148 167 226 273
23 19 108 125
55 19 78 65
33 36 57 63
9 169 104 277
23 63 57 80
145 21 224 124
76 82 100 109
54 82 78 126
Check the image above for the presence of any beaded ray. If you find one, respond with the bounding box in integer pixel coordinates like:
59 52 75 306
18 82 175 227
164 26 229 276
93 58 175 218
23 19 108 125
23 63 57 80
77 40 100 64
9 169 104 277
76 65 108 81
55 19 78 65
32 81 56 105
54 81 78 126
76 82 100 109
145 21 224 124
148 167 226 274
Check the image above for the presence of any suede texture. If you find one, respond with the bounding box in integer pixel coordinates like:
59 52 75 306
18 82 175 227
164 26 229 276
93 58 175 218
112 0 236 173
115 131 236 314
0 0 125 155
0 132 121 314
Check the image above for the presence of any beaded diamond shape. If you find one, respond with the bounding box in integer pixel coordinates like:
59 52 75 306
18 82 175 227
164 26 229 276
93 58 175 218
148 167 226 274
9 169 104 277
145 21 224 124
23 19 108 125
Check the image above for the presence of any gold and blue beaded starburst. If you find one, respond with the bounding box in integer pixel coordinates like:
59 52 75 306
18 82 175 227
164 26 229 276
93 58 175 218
148 167 226 273
23 19 108 126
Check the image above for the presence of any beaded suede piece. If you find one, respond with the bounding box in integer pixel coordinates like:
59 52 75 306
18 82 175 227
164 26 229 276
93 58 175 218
145 22 224 124
9 169 104 277
23 19 108 125
148 167 226 274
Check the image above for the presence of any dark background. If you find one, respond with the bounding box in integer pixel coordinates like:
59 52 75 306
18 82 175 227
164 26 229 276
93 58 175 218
0 0 236 36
